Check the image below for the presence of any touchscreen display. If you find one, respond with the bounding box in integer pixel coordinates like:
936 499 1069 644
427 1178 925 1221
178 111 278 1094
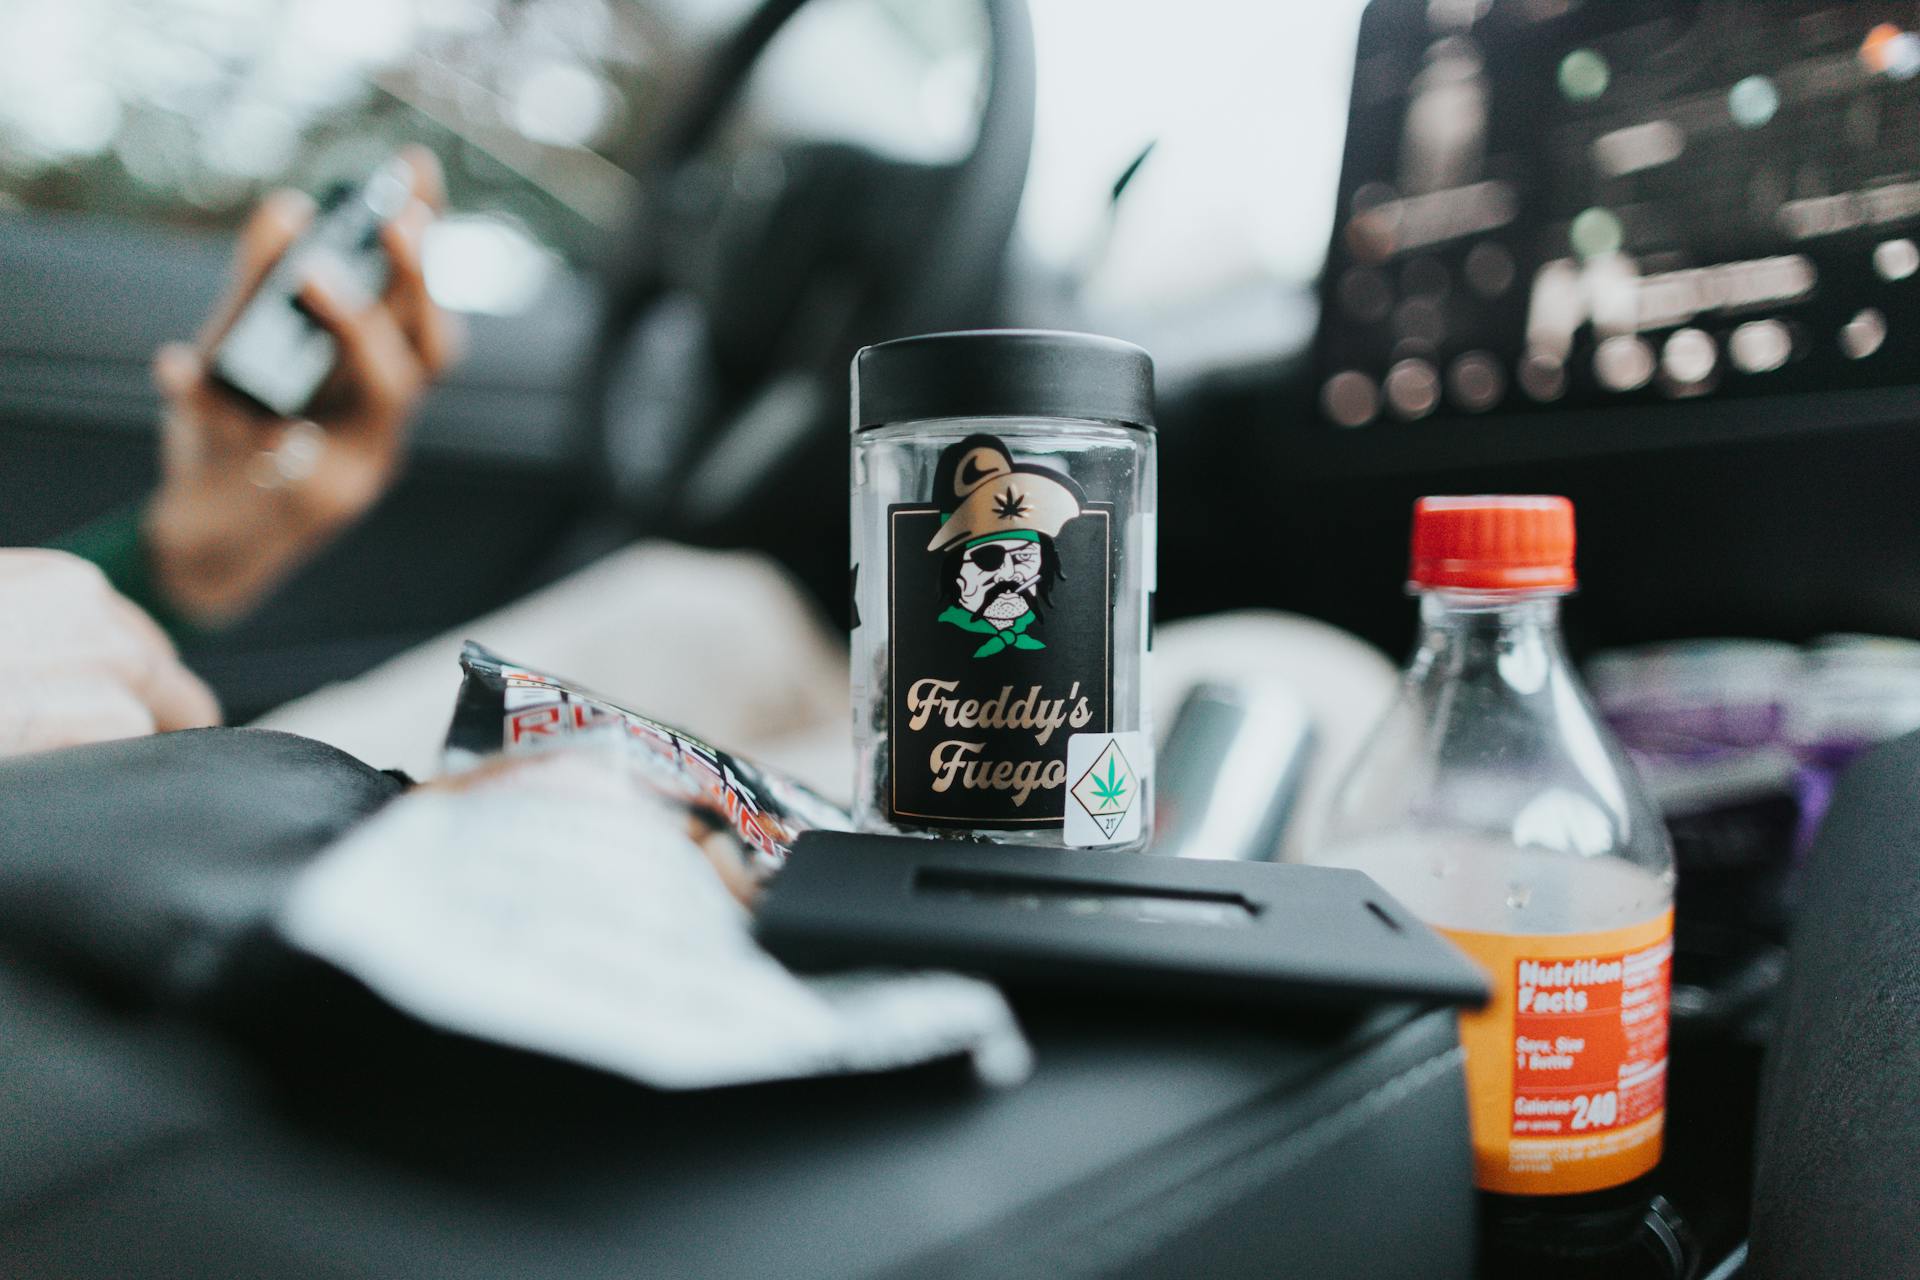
1317 1 1920 426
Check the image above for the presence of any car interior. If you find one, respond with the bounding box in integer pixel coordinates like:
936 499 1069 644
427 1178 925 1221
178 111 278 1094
2 1 1917 1277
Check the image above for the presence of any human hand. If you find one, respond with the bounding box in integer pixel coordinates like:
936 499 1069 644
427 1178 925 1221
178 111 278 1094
144 146 458 626
425 755 762 908
0 550 221 757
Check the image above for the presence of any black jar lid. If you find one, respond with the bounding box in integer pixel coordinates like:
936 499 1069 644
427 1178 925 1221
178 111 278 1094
852 329 1155 432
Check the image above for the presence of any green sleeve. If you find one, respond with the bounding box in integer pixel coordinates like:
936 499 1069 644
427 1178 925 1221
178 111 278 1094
48 506 203 643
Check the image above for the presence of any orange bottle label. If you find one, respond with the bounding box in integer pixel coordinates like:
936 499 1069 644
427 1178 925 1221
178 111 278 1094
1440 910 1673 1195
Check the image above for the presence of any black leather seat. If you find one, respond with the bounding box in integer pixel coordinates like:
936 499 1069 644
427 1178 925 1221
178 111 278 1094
1748 729 1920 1278
0 729 1476 1279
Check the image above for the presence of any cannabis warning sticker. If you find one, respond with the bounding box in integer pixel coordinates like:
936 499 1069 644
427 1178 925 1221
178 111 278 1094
887 433 1115 829
1064 731 1146 847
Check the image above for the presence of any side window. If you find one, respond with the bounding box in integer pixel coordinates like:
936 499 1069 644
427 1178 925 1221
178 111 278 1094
0 0 702 313
0 0 988 315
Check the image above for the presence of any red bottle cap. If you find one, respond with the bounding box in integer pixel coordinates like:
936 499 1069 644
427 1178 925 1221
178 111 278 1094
1409 495 1577 591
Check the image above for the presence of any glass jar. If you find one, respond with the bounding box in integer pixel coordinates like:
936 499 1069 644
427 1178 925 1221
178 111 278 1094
850 330 1157 849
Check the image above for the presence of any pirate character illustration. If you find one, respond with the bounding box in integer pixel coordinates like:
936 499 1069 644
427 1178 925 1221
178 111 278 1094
927 434 1088 658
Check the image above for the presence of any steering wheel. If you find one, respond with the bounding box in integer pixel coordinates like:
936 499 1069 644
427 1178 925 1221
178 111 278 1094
581 0 1036 624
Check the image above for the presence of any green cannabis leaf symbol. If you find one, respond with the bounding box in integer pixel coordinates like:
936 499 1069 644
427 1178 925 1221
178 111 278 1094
1091 756 1127 810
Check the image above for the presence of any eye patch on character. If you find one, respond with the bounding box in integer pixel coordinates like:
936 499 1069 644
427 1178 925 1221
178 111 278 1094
928 435 1088 659
963 543 1038 573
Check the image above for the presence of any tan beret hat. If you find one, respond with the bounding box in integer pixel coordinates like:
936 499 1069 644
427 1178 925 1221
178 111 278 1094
926 439 1086 553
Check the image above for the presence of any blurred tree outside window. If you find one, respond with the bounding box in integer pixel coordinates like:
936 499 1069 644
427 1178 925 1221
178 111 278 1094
0 0 1369 351
0 0 984 314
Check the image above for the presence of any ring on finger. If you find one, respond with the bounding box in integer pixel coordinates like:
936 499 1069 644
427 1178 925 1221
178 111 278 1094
248 419 326 490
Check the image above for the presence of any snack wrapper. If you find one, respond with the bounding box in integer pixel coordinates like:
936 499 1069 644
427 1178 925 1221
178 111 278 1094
445 642 849 875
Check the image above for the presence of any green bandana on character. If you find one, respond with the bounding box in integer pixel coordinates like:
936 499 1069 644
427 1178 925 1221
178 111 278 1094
937 605 1047 658
961 528 1041 548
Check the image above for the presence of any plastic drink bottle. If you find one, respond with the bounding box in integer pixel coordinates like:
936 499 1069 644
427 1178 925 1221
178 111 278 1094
1307 496 1679 1271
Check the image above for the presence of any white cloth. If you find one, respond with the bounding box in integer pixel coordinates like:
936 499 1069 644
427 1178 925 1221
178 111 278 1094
281 752 1031 1090
254 542 853 797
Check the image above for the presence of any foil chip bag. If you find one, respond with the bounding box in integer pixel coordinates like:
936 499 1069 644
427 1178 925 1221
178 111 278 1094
446 642 849 875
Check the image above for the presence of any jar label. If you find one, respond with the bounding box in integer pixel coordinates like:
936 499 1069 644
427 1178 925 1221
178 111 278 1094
886 433 1115 829
1063 731 1147 846
1441 910 1673 1196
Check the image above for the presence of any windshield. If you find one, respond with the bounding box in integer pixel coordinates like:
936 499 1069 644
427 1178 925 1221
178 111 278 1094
0 0 1368 339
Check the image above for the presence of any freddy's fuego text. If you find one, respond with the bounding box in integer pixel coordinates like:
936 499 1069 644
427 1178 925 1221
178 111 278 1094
905 677 1094 804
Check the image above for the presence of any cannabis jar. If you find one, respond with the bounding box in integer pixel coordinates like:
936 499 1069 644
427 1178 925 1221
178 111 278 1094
851 330 1156 849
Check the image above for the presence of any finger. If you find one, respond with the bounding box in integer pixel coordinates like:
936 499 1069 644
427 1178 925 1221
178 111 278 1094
141 653 223 734
152 341 266 458
299 269 421 417
380 208 455 377
152 340 201 400
230 189 317 301
384 148 451 365
197 188 316 349
8 557 219 739
98 591 223 733
396 144 446 211
692 826 762 908
1 675 158 756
